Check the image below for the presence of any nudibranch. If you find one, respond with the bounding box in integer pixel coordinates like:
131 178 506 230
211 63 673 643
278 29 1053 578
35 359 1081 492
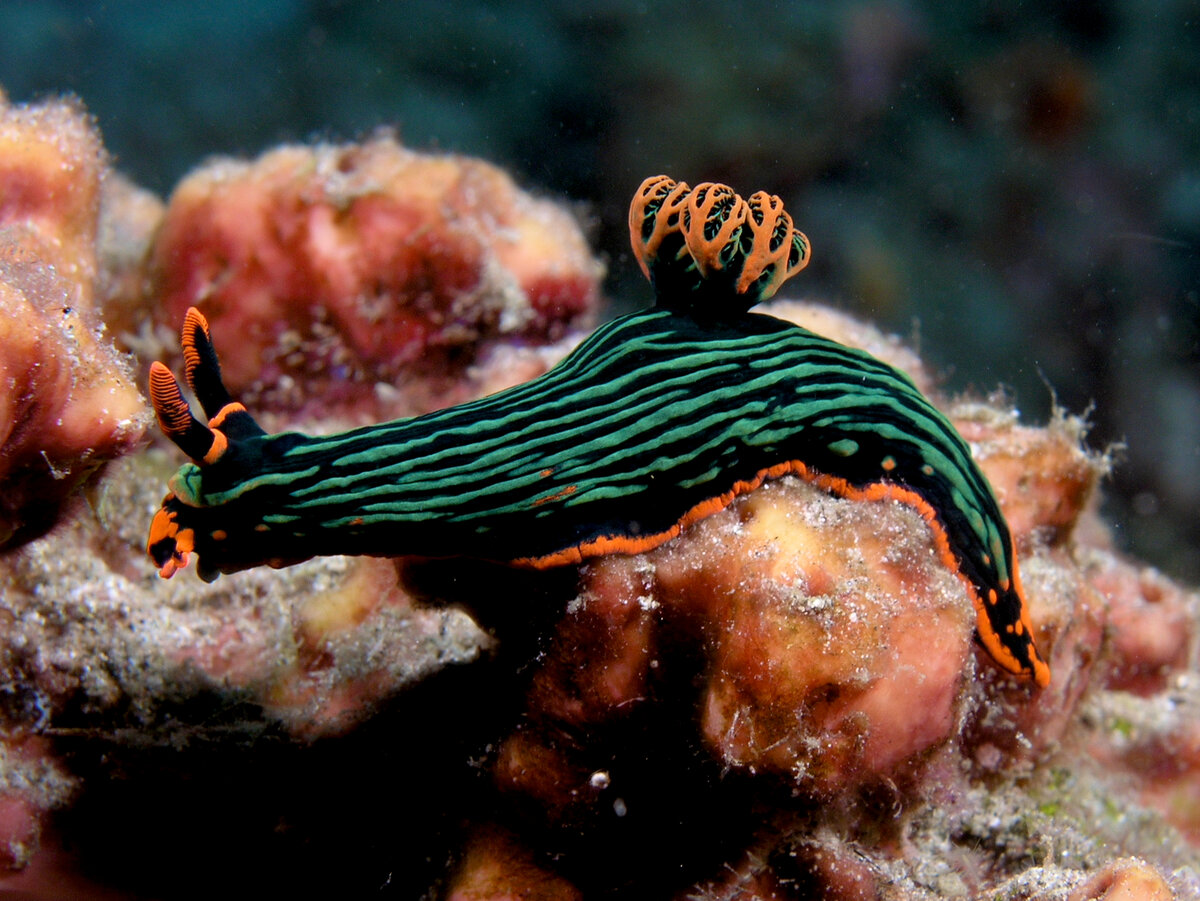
147 175 1050 687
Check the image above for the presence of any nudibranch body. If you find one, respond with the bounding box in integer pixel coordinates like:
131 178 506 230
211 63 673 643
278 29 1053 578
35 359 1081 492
147 176 1050 687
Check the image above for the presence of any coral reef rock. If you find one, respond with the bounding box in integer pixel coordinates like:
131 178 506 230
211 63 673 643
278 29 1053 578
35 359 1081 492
137 134 603 425
0 95 150 546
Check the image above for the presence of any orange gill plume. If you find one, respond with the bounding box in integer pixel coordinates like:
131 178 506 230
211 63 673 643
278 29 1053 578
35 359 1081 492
680 181 749 277
737 190 810 297
628 175 691 279
628 175 810 308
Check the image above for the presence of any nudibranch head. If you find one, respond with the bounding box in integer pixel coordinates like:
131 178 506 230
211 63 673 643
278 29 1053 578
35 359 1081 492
147 306 276 580
629 175 810 314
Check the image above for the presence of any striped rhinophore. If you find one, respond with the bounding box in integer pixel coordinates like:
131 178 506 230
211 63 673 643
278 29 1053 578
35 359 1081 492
147 176 1049 687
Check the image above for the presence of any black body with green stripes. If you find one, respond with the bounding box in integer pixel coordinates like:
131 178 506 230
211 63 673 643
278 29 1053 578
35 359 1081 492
169 308 1017 634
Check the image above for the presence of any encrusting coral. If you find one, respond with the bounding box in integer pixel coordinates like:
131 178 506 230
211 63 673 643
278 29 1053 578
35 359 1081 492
136 135 602 425
1 91 1199 899
0 93 150 546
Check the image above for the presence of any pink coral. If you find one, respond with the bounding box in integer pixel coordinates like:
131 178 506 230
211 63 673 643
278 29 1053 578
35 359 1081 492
145 136 602 424
1090 553 1196 695
446 824 583 901
670 481 972 789
489 474 977 851
0 735 75 874
1069 858 1175 901
0 95 149 546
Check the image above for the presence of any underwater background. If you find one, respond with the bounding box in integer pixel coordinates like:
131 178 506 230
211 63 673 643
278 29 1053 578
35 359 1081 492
0 0 1196 578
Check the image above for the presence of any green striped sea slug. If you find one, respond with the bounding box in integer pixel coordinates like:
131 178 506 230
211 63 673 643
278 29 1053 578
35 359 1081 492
146 176 1049 687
